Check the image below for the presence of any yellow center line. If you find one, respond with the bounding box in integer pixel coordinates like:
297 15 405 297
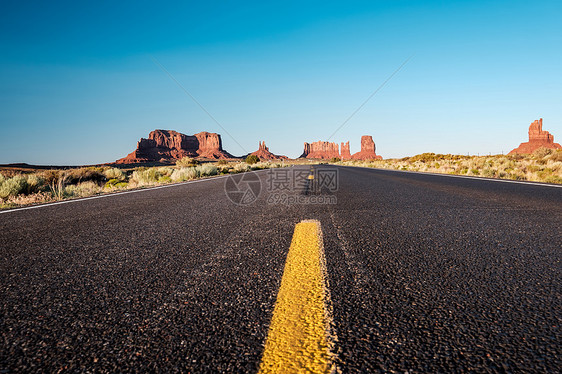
259 220 336 373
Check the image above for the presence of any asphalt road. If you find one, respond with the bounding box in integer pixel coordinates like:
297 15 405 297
1 166 560 372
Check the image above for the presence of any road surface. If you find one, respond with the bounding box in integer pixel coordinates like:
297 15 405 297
1 166 560 372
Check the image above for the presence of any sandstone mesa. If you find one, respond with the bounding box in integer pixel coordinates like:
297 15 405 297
300 135 382 160
116 130 234 164
508 118 562 155
116 130 383 164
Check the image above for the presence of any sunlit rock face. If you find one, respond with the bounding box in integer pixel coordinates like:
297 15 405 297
509 119 562 155
116 130 234 163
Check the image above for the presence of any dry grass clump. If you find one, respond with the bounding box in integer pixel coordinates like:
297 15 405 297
176 157 199 167
104 167 125 181
0 191 55 209
171 167 199 182
250 161 276 170
170 164 218 181
65 167 106 184
197 164 218 177
64 181 102 197
233 163 251 173
130 167 174 186
337 149 562 184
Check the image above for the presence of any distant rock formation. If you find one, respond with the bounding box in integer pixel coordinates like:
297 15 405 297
116 130 234 164
246 141 288 160
351 135 382 160
300 136 382 160
341 142 351 160
300 141 341 159
508 119 562 155
195 131 234 159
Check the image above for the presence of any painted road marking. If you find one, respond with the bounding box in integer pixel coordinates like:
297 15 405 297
259 220 335 374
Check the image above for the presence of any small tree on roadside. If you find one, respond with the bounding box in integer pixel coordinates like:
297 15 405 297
245 155 260 165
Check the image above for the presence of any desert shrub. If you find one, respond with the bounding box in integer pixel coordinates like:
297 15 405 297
104 167 125 181
48 172 69 200
542 174 562 184
176 157 199 167
410 153 442 163
64 181 101 197
509 153 525 161
533 147 553 159
131 168 162 185
245 155 260 165
234 163 251 173
549 161 562 173
330 157 341 163
40 170 61 185
217 165 231 174
0 173 5 184
548 150 562 162
527 165 541 173
0 175 28 199
536 169 554 180
105 178 122 188
217 159 228 165
171 167 199 182
105 179 129 189
26 174 45 193
157 167 174 176
481 169 495 178
66 167 105 184
197 164 218 176
250 162 269 170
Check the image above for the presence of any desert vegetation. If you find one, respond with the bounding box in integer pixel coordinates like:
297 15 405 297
5 149 556 210
245 154 260 165
0 158 288 210
335 148 562 184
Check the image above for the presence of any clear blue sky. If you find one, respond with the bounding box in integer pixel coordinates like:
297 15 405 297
1 0 561 164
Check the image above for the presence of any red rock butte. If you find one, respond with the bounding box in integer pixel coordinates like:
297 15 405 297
300 135 382 160
508 119 561 155
300 141 341 159
116 130 234 164
246 141 288 161
351 136 382 160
